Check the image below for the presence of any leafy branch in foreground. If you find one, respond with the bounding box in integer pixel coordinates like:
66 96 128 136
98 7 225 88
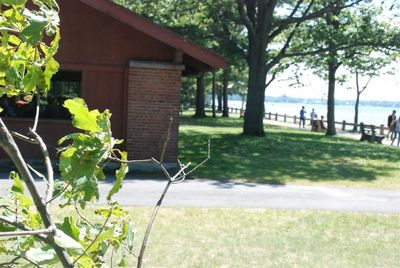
0 1 209 267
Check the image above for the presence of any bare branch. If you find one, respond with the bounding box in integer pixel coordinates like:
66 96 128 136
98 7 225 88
29 130 54 204
159 117 173 163
0 118 74 267
31 92 40 133
137 140 210 268
0 27 20 34
0 228 54 237
10 131 39 144
266 70 277 88
27 164 48 185
268 0 305 41
236 0 256 40
0 216 48 241
46 181 72 204
74 202 95 228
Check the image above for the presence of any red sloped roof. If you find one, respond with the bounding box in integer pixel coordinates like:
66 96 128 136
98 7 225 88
78 0 227 71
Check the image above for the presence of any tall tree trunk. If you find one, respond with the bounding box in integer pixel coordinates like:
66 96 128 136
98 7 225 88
194 73 206 118
326 57 338 136
222 69 229 117
353 70 360 132
243 41 267 136
212 71 216 118
217 88 222 112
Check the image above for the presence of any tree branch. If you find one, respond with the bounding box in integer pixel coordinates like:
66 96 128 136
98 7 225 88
266 71 277 88
268 0 305 41
0 118 74 267
29 129 54 205
0 215 48 241
10 131 39 144
236 0 256 41
0 228 54 237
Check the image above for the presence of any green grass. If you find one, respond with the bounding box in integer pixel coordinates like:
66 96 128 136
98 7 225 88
179 114 400 188
78 207 400 268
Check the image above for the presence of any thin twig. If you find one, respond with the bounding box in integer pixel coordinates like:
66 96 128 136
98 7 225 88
136 163 190 268
0 227 53 237
31 92 40 133
159 117 173 163
74 203 96 228
73 207 113 265
0 27 20 34
46 181 72 204
10 131 39 144
0 256 22 267
137 180 172 268
121 242 138 258
108 156 154 164
173 140 211 182
29 130 54 205
27 164 48 185
0 216 49 241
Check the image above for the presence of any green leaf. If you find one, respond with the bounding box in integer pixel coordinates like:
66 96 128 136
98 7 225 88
20 9 48 45
10 171 24 194
58 217 81 243
63 98 101 132
54 230 84 251
25 248 57 265
107 151 129 201
1 0 27 5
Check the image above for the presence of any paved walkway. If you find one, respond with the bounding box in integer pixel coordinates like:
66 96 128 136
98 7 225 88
0 176 398 214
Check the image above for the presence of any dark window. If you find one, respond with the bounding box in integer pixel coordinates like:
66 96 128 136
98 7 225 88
0 70 82 120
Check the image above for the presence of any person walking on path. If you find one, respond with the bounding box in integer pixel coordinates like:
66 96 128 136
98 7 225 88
387 110 397 140
391 117 400 146
299 106 306 128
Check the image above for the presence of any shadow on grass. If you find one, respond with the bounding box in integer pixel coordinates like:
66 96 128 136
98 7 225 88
179 116 400 185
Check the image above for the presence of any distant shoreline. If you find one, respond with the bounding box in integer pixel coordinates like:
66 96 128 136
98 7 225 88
228 95 400 108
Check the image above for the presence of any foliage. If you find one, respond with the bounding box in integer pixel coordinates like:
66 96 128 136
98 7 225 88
0 1 134 266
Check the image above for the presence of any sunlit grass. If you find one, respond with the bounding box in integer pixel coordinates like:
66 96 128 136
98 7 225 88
86 207 400 268
179 112 400 188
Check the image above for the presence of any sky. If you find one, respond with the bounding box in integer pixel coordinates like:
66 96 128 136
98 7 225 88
267 63 400 102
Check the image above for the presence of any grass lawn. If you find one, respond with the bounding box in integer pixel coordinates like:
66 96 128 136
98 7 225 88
179 113 400 189
65 207 399 268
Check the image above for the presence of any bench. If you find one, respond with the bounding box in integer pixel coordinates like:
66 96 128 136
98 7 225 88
360 123 384 144
311 119 326 132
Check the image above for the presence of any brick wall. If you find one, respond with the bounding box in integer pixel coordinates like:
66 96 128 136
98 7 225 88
126 61 184 162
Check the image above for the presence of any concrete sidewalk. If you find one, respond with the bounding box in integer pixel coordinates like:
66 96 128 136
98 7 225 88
0 177 398 214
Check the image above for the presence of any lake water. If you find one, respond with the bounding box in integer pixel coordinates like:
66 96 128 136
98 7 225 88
227 100 398 126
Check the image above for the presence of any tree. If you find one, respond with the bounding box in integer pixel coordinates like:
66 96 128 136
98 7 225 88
346 51 396 131
0 1 206 267
289 1 399 135
235 0 368 136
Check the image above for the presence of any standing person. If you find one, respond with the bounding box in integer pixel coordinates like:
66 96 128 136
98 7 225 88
390 117 400 146
299 106 306 128
387 110 397 140
310 108 318 125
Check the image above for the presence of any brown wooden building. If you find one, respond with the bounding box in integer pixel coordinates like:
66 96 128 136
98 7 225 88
1 0 226 163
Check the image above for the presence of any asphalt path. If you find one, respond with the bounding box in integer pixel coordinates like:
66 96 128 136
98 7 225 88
0 175 399 214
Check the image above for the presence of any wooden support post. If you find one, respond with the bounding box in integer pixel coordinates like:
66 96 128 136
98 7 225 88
342 120 346 131
380 124 384 135
275 113 278 121
268 112 271 120
294 115 297 124
284 114 287 123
